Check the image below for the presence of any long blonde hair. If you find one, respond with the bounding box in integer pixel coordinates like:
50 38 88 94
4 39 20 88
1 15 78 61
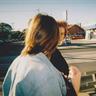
21 14 59 58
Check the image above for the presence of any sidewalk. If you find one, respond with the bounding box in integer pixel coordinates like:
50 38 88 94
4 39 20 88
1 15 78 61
58 39 96 49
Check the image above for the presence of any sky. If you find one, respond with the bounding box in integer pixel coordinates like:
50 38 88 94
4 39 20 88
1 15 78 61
0 0 96 30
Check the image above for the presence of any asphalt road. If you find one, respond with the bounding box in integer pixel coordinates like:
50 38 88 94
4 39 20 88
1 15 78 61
60 47 96 73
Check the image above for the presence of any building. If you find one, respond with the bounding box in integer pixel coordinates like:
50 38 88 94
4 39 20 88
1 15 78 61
85 24 96 40
68 24 86 40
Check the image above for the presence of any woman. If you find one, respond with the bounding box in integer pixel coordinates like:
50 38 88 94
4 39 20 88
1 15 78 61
51 21 81 95
51 21 69 76
2 14 67 96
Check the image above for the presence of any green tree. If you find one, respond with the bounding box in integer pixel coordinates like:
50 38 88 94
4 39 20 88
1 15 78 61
11 30 25 41
0 22 13 42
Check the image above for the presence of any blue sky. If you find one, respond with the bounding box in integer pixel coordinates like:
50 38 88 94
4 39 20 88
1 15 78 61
0 0 96 30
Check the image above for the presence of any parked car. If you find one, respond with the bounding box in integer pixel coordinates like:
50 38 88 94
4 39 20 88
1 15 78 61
64 36 71 45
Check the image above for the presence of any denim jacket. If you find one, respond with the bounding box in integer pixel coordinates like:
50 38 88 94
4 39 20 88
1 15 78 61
2 53 66 96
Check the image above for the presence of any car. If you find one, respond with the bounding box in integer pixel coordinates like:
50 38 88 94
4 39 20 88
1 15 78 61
64 36 71 45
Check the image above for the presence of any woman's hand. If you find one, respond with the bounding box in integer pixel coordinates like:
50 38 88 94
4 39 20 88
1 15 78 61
69 66 81 95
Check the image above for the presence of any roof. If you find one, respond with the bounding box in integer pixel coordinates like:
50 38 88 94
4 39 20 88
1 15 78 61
68 24 85 34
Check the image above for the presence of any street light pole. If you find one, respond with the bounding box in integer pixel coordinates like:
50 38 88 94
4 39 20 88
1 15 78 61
65 10 71 45
65 10 68 38
66 10 68 23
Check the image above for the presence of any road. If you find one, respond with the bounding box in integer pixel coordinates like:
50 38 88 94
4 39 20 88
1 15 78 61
60 47 96 73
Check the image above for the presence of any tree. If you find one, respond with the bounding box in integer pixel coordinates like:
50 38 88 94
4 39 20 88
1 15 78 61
0 22 13 42
11 30 25 41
